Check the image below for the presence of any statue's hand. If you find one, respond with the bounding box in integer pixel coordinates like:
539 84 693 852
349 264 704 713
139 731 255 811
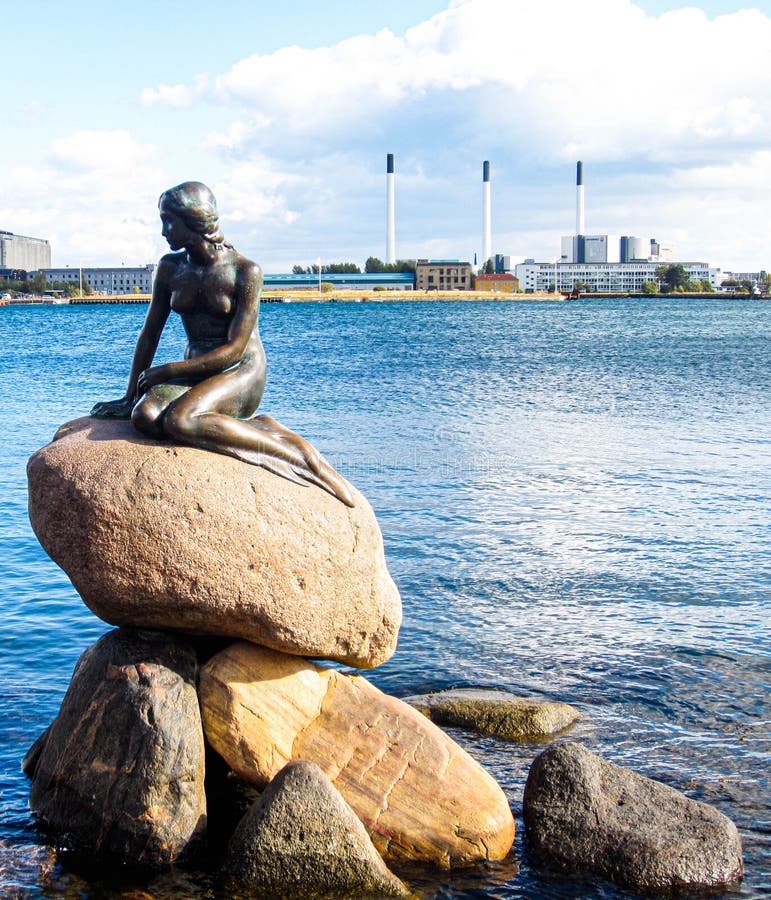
90 396 135 419
137 365 171 396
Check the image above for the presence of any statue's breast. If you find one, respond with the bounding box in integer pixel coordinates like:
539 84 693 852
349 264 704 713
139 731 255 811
170 266 234 317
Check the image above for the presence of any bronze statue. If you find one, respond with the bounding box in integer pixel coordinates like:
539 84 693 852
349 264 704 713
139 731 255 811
91 181 353 507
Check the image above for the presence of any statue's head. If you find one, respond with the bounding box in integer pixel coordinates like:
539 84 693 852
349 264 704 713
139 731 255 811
158 182 224 245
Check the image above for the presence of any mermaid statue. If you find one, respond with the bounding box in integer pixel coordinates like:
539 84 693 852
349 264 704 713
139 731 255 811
91 181 354 507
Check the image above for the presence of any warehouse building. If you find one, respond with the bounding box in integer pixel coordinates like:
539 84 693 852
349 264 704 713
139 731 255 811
41 265 155 295
0 231 51 271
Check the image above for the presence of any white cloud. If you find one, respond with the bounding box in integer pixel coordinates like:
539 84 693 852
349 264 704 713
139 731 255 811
0 132 167 266
138 0 771 166
49 130 155 171
141 73 208 108
213 157 307 227
204 117 272 153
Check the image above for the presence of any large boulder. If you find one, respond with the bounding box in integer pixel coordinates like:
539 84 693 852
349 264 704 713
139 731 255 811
27 417 401 668
404 688 580 740
199 642 515 869
24 629 206 867
224 760 408 896
523 742 744 892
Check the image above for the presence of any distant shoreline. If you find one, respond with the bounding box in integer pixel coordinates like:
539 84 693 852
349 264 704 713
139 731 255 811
2 290 766 306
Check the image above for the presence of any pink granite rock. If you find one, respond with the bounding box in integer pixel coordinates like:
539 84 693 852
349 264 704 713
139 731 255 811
27 417 401 668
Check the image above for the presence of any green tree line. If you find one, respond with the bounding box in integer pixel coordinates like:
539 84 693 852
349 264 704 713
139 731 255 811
1 274 92 296
292 262 362 274
649 265 712 293
291 258 417 275
364 257 416 273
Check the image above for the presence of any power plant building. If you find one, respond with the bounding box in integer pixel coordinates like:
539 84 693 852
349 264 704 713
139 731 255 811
506 160 702 292
561 234 674 264
0 231 51 271
564 162 676 265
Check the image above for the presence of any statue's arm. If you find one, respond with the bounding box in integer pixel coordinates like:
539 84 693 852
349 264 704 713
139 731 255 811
91 258 174 418
224 259 262 358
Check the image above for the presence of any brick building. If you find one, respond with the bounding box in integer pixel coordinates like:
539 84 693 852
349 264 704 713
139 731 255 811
415 259 472 291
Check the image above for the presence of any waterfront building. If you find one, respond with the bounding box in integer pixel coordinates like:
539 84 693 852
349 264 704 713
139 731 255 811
514 260 716 293
415 260 472 291
715 271 766 292
721 270 763 284
263 272 414 291
0 231 51 271
41 265 155 295
31 269 414 295
476 273 519 292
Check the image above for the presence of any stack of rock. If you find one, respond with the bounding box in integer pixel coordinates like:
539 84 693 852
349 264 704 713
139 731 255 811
24 417 516 894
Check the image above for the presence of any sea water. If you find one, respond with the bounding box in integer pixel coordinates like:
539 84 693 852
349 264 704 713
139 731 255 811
0 297 769 898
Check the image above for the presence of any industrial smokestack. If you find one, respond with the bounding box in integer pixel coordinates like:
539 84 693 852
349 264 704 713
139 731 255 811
386 153 396 265
482 160 492 265
576 160 585 236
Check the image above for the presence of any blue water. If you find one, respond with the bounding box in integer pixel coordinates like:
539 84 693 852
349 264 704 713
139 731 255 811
1 297 769 897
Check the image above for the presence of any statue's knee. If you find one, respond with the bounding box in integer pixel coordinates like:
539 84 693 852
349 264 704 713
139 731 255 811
131 399 163 438
163 406 195 442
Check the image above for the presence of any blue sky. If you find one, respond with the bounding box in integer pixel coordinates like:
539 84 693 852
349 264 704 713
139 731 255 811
3 0 771 271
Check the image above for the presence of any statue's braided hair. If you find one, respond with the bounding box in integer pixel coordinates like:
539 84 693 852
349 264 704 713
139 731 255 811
159 182 233 249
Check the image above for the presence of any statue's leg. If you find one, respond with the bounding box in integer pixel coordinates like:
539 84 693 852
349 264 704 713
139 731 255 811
251 414 324 477
164 396 311 470
160 371 353 506
131 383 190 439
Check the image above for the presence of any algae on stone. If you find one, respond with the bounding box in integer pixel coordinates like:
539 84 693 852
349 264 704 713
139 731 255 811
404 688 580 740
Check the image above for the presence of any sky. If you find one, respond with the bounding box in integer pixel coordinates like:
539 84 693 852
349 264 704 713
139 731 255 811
3 0 771 272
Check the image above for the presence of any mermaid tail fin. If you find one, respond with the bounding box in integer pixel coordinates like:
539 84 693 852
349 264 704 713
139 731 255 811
229 414 354 507
229 445 309 486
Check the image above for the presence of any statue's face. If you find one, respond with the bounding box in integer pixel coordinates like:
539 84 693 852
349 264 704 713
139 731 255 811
159 202 195 251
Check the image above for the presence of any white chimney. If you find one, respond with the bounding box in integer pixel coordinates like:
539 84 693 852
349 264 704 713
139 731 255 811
386 153 396 265
483 160 492 265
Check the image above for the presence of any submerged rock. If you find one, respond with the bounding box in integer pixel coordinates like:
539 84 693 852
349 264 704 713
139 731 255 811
199 642 515 868
404 688 580 739
25 629 206 867
27 417 401 668
224 760 408 897
523 742 744 892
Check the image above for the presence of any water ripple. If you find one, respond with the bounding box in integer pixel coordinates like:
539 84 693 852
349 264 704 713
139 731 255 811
1 298 769 897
